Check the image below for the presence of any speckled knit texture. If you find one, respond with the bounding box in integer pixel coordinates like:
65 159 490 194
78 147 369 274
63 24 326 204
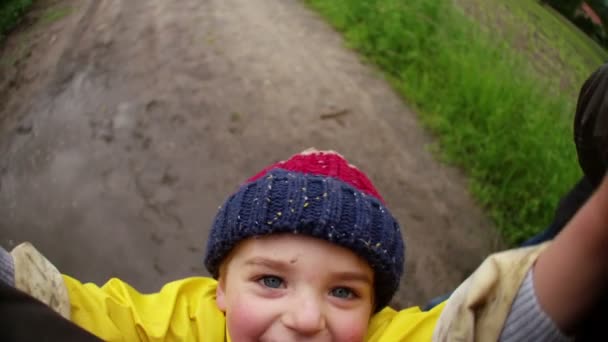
204 151 404 310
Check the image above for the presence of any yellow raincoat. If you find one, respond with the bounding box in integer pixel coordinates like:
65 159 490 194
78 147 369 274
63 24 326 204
63 276 444 341
10 242 549 341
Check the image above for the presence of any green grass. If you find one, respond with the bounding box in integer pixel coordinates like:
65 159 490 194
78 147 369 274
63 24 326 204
0 0 33 39
0 4 74 67
306 0 584 244
454 0 607 97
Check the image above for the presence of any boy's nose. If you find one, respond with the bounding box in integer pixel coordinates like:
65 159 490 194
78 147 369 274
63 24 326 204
282 296 326 336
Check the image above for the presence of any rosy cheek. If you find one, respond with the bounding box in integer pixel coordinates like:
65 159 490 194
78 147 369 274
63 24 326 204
340 326 367 342
330 314 369 341
226 295 273 341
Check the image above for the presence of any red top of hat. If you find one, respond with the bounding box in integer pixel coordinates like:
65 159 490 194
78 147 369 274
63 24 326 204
247 149 385 203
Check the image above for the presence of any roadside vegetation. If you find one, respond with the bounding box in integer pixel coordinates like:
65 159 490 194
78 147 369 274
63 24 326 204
307 0 605 244
0 0 33 39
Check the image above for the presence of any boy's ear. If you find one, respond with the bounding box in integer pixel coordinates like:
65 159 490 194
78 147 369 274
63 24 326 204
216 277 226 312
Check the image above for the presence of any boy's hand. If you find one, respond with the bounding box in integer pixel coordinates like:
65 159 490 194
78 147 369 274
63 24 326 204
3 243 71 319
533 173 608 334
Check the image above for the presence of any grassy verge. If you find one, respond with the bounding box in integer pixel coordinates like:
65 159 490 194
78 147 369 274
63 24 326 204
306 0 583 244
0 3 73 67
454 0 607 97
0 0 33 39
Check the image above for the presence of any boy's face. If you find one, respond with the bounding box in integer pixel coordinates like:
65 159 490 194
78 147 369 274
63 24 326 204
216 234 375 342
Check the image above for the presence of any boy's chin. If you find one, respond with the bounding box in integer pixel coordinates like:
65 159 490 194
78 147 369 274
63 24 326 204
257 332 333 342
231 326 334 342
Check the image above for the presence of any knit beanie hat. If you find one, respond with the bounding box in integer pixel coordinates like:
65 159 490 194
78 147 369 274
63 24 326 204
204 149 405 310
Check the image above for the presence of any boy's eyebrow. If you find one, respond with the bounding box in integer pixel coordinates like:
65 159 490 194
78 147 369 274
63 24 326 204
332 271 373 285
244 257 373 284
244 257 291 271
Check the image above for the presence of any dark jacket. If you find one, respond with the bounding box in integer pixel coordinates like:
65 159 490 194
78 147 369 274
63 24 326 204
0 282 101 342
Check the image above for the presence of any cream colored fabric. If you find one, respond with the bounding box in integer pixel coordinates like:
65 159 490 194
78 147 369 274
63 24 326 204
11 242 71 319
433 243 551 342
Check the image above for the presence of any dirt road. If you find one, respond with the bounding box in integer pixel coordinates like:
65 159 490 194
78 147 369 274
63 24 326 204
0 0 502 307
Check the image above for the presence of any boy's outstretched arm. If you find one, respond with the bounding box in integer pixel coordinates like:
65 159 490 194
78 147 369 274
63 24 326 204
534 174 608 334
0 243 227 341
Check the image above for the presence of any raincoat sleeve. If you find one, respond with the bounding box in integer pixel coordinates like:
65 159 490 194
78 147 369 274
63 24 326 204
8 242 227 342
10 242 71 319
63 275 226 341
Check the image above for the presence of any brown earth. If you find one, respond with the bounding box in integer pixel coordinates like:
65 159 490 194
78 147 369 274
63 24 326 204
0 0 503 308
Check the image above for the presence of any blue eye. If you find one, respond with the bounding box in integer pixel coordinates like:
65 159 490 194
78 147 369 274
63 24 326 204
331 287 355 299
260 276 284 289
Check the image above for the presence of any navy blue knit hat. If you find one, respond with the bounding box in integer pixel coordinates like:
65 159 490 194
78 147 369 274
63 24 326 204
204 150 405 310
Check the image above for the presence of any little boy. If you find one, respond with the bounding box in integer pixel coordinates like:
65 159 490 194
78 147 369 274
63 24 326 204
2 149 607 341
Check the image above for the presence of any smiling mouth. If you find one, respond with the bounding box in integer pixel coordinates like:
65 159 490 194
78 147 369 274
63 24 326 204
258 334 336 342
